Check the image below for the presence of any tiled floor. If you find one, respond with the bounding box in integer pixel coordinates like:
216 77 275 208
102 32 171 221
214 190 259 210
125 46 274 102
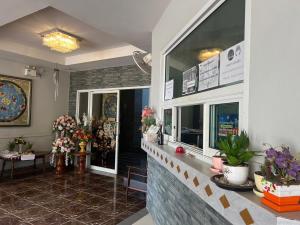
0 171 146 225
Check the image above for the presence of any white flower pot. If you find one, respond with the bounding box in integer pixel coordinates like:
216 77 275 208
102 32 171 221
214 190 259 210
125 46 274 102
223 163 249 185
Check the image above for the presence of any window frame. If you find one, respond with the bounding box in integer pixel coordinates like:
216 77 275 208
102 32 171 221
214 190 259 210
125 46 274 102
158 0 249 159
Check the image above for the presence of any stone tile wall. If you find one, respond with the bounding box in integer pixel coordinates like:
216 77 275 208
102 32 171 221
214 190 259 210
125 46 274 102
68 65 150 115
147 156 232 225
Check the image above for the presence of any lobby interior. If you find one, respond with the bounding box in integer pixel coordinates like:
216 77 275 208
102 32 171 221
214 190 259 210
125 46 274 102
0 0 299 225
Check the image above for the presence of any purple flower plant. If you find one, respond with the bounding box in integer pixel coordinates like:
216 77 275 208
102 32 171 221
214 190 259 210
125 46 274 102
265 145 300 184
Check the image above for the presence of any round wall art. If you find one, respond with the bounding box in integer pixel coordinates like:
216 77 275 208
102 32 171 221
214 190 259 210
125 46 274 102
0 80 27 122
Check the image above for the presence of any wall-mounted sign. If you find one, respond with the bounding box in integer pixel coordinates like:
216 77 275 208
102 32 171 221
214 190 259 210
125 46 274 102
165 79 174 100
220 41 244 85
182 66 197 95
198 55 219 91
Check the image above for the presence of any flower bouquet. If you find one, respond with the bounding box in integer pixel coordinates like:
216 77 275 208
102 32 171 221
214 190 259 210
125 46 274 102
53 115 77 137
260 144 300 212
141 106 156 134
73 128 94 153
51 137 75 175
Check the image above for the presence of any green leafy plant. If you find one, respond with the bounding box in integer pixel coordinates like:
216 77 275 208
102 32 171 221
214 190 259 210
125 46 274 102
217 131 259 166
26 142 33 150
8 141 16 152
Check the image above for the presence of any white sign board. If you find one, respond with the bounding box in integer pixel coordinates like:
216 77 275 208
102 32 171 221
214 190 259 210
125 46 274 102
165 79 174 100
182 66 197 95
198 55 219 91
220 41 244 85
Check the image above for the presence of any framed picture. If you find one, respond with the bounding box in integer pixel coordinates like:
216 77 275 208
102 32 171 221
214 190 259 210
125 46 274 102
0 74 32 126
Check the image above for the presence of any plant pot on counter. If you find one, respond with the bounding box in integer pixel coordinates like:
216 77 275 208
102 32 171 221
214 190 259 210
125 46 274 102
254 171 264 193
261 180 300 212
212 156 225 172
223 163 249 185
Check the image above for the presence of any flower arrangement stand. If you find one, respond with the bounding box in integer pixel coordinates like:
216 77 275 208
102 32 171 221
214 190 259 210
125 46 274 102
74 152 90 175
56 153 65 175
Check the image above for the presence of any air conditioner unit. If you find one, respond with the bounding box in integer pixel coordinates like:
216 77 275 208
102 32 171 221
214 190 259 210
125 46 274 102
24 66 39 77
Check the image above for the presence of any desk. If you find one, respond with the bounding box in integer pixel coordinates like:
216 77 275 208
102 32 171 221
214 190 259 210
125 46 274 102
0 151 49 179
73 152 90 175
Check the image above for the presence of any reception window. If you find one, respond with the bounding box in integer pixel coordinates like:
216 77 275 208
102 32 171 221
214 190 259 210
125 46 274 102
165 0 245 99
209 102 239 149
177 105 204 149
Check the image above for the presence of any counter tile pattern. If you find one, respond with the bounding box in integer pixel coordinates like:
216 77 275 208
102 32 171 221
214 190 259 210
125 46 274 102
142 140 288 225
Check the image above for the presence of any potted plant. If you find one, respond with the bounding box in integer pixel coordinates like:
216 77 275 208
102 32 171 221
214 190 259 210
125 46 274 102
7 141 16 152
260 144 300 212
14 137 27 154
50 137 75 175
217 131 258 185
211 152 226 174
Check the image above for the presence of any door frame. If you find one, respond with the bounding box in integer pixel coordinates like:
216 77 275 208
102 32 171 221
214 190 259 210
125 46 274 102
76 85 150 175
89 89 120 174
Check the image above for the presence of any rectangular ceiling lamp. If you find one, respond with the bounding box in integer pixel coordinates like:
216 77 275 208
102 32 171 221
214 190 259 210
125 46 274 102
41 29 80 53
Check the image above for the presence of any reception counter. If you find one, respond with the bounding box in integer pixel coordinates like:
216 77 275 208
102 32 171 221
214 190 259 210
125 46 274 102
141 139 300 225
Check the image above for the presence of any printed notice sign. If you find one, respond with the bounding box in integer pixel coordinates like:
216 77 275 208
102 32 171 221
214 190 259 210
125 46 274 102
198 55 219 91
165 79 174 100
220 41 244 85
182 66 197 95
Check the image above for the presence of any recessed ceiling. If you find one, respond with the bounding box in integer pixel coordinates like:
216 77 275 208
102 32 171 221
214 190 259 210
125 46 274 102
0 0 171 71
0 7 127 56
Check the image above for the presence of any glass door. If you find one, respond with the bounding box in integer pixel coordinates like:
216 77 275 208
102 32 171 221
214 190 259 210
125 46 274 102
89 90 120 174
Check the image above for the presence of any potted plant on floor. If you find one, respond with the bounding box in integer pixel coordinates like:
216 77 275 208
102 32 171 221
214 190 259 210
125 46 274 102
217 131 258 185
260 144 300 212
51 137 75 175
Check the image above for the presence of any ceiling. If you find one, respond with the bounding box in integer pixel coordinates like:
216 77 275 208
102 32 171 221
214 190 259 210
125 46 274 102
0 0 171 71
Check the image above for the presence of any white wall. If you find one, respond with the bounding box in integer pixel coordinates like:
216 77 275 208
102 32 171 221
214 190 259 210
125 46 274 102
248 0 300 157
0 58 70 153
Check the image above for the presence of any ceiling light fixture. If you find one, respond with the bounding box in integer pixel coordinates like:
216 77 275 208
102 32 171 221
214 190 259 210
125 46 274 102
198 48 222 62
41 29 80 53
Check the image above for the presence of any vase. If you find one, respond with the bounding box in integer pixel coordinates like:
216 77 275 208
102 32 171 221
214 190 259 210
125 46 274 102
18 144 23 154
223 163 249 185
56 153 65 175
254 171 264 193
79 141 87 153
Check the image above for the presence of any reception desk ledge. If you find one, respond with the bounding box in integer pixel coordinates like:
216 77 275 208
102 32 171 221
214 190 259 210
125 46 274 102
142 139 300 225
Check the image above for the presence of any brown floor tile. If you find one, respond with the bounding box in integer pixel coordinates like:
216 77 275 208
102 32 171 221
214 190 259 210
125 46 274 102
0 171 145 225
76 210 112 224
30 212 69 225
14 206 52 222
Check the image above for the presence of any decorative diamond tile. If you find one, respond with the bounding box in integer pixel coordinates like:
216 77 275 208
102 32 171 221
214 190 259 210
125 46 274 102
165 157 168 164
184 171 189 179
160 155 163 160
240 209 254 225
157 152 159 157
176 165 181 173
205 184 213 197
219 195 230 209
193 177 199 187
170 161 174 168
153 150 155 154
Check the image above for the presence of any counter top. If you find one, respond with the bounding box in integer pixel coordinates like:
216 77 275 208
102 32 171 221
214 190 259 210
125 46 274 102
142 139 300 225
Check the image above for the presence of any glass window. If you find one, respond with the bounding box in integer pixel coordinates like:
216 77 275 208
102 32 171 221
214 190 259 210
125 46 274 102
177 105 204 149
78 92 88 119
209 102 239 149
164 109 172 135
165 0 245 99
